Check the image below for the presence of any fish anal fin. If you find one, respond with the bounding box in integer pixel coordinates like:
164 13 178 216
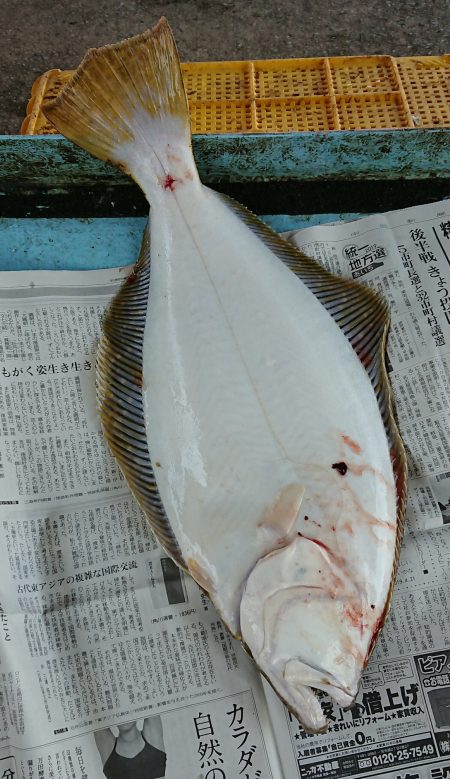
96 224 186 569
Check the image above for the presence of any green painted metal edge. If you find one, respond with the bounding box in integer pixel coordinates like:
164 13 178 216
1 130 449 186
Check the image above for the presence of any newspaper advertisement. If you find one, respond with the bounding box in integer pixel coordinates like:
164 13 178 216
0 197 449 778
264 198 450 779
0 267 282 779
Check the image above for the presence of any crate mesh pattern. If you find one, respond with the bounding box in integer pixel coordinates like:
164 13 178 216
21 54 450 135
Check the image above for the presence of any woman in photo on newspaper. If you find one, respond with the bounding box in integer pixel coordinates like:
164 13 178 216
94 715 167 779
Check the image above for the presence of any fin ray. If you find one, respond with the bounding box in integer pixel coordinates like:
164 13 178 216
96 225 186 569
42 18 191 192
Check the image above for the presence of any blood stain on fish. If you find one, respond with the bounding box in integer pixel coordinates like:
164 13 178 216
297 532 334 558
367 612 386 656
332 462 348 475
126 271 138 284
341 434 362 454
163 174 177 190
348 463 365 477
344 603 365 632
345 483 396 532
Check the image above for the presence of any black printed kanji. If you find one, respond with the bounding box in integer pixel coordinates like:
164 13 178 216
418 251 436 264
349 257 362 271
194 713 214 739
361 690 383 714
344 245 359 259
410 228 426 242
198 739 223 768
440 220 450 240
385 688 402 710
320 700 336 721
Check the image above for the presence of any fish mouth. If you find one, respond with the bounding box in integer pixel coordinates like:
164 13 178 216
283 656 357 707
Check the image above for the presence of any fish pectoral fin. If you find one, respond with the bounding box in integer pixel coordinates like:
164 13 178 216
258 482 305 539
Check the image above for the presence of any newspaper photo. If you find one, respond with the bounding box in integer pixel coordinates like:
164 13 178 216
0 197 449 778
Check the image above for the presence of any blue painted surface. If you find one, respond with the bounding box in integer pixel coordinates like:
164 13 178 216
0 213 362 272
265 212 362 233
0 218 146 271
4 130 450 184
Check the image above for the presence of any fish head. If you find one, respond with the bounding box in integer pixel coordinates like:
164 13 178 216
240 534 371 732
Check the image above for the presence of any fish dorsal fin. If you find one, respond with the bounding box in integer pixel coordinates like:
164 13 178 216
217 192 407 589
96 226 186 569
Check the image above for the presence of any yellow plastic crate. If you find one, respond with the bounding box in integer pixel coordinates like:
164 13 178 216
396 56 450 127
21 55 450 135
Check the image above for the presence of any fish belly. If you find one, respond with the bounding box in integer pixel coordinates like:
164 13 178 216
142 181 396 637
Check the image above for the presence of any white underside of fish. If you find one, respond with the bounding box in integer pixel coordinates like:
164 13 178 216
141 176 396 731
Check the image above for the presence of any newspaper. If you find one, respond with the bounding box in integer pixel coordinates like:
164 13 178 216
0 197 449 779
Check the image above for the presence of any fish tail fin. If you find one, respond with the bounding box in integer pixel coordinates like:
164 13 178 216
43 18 197 197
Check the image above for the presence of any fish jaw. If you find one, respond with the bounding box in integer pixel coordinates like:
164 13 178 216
240 534 385 732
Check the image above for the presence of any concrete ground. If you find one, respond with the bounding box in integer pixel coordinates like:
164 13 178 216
3 0 449 134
